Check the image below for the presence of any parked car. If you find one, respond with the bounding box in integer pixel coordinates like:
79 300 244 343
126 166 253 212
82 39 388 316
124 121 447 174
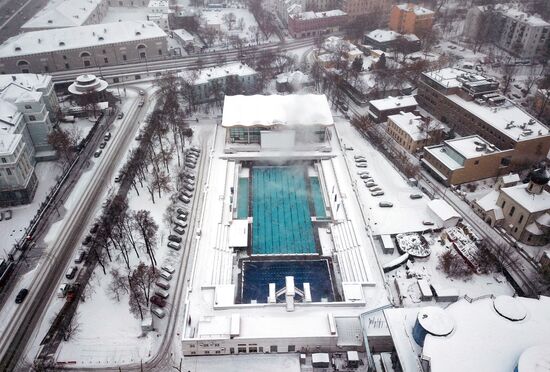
117 112 124 120
114 176 121 183
355 159 367 163
74 251 86 264
82 235 92 245
139 90 145 96
369 186 382 192
360 174 371 179
168 235 182 243
173 225 185 235
159 271 172 281
154 289 169 299
356 163 368 168
174 220 188 229
423 220 435 226
176 213 188 221
104 132 111 141
151 307 166 319
167 241 181 250
178 195 190 204
161 265 175 274
99 142 106 149
15 288 29 304
379 201 393 208
90 223 99 234
185 163 196 169
57 283 69 298
354 155 366 160
138 99 144 107
182 190 193 198
184 184 194 192
409 193 423 199
94 150 102 158
365 182 377 187
156 280 170 290
65 266 78 280
357 171 369 175
176 208 188 215
150 295 166 308
184 173 195 180
371 191 385 197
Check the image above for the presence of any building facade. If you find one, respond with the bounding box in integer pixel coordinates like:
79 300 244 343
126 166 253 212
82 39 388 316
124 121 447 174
388 3 434 36
386 111 443 153
0 21 168 74
288 10 347 38
417 68 550 172
368 95 417 123
339 0 391 19
464 5 550 59
422 136 514 185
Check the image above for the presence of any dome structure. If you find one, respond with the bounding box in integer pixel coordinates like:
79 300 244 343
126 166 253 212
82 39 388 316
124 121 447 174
529 167 550 186
516 344 550 372
68 74 108 96
493 295 527 321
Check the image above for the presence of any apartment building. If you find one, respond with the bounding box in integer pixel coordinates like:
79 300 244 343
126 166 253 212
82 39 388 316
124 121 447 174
339 0 391 19
0 21 168 74
388 3 434 35
368 95 417 123
21 0 109 31
465 5 550 59
474 168 550 245
363 29 421 52
417 68 550 173
0 74 57 206
386 111 443 153
288 10 347 38
179 63 258 104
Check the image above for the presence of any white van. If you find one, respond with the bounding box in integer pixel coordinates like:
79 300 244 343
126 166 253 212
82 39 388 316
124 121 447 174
65 266 78 280
151 307 166 319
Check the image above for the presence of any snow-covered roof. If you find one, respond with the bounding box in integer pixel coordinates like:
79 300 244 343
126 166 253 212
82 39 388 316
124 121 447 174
501 183 550 213
0 100 20 127
446 94 550 142
181 63 256 85
428 199 460 222
276 70 312 86
222 94 334 128
388 112 432 141
228 220 248 247
365 29 400 43
501 173 520 184
0 21 166 57
148 0 168 7
290 9 346 20
0 74 51 92
422 67 469 89
370 95 417 112
444 136 499 159
396 3 435 16
479 4 550 27
172 28 194 42
22 0 105 29
417 306 454 336
422 296 550 372
476 190 500 212
0 133 21 155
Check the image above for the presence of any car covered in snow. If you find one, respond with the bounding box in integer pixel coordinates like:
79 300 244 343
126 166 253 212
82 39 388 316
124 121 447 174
371 191 385 197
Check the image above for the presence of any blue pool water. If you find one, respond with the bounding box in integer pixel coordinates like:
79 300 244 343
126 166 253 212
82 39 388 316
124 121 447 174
310 177 326 218
241 260 334 303
252 166 316 254
237 178 249 219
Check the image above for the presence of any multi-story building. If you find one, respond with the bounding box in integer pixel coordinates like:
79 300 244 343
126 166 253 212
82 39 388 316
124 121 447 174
288 10 347 38
474 168 550 245
368 95 417 123
386 111 443 153
464 5 550 59
417 68 550 175
388 3 435 36
422 135 514 185
21 0 109 31
179 63 258 104
0 21 168 74
363 29 421 52
339 0 391 19
147 0 171 31
0 74 57 206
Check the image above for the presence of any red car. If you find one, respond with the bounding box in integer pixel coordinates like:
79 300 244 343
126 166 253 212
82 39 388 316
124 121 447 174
150 295 166 308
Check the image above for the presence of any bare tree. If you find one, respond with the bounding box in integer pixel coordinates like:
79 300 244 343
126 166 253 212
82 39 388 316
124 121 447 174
62 311 81 341
107 268 129 302
47 127 78 166
500 62 518 95
128 263 159 319
222 12 237 31
437 250 473 279
133 210 158 267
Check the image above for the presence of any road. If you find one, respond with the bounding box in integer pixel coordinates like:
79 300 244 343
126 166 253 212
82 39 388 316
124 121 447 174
49 37 318 83
0 87 148 371
0 0 49 43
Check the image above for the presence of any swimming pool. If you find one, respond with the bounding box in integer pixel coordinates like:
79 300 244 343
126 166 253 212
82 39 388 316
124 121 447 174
237 178 249 219
310 177 326 218
251 166 316 255
241 259 334 303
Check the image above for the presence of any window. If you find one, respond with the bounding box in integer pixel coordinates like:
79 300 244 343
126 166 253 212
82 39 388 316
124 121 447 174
519 215 524 224
65 63 70 69
1 158 6 163
6 168 12 175
509 206 515 217
135 74 141 80
158 49 162 55
237 346 246 353
43 65 49 72
24 105 31 109
204 351 210 354
104 57 108 63
84 60 91 67
259 347 263 353
474 160 479 165
230 347 235 354
249 346 258 353
270 345 277 353
501 200 506 208
288 345 295 352
514 227 518 233
113 77 120 83
102 49 106 54
122 54 127 61
62 55 67 60
29 115 36 121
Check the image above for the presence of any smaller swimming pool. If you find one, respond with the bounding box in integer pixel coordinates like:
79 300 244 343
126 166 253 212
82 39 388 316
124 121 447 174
236 178 248 219
241 259 334 303
310 177 326 218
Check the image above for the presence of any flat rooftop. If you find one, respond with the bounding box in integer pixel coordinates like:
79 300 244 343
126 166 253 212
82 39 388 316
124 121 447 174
0 21 166 58
365 29 401 43
396 3 435 16
501 183 550 213
370 95 417 112
221 94 334 128
424 135 500 170
388 112 429 141
22 0 104 29
181 62 256 85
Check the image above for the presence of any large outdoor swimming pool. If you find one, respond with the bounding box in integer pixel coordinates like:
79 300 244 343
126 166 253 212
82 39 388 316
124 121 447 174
241 259 335 303
251 166 316 255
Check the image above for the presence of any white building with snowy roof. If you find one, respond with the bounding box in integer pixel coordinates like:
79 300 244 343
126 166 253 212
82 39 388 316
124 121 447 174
222 94 334 152
474 168 550 245
21 0 109 31
0 21 168 74
0 74 57 206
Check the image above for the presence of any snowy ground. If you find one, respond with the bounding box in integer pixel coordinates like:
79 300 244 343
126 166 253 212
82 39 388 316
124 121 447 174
59 117 95 142
334 117 436 235
382 230 514 306
0 161 64 256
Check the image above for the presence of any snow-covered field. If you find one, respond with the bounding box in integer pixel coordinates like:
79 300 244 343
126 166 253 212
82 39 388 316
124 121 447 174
0 161 64 255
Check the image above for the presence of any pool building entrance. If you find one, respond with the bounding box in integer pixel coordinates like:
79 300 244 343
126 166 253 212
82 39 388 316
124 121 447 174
234 162 338 304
